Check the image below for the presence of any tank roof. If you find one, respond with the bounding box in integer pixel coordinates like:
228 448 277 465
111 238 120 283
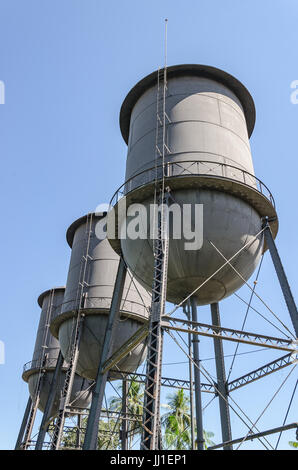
120 64 256 144
37 287 66 308
66 212 107 248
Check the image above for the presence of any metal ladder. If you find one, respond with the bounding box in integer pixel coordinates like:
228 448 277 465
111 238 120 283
141 58 171 449
50 213 93 449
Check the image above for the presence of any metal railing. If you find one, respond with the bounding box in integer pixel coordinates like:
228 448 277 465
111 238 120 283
23 357 62 374
110 160 275 208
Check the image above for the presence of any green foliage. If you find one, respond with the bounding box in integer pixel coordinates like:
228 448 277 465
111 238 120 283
109 378 144 448
161 388 215 450
60 416 121 450
203 430 215 449
59 384 215 450
289 441 298 449
97 418 121 449
162 389 192 450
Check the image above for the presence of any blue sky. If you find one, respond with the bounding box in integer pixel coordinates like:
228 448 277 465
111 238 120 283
0 0 297 450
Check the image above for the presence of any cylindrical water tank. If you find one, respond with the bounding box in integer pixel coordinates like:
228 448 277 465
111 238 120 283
22 288 92 418
50 213 151 381
108 64 278 305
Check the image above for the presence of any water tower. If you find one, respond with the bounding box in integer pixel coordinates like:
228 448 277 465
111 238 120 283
48 212 151 449
16 287 92 450
16 64 297 451
50 213 151 380
93 64 297 451
109 64 278 304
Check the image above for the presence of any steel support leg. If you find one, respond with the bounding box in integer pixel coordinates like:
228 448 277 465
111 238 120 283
190 296 204 450
35 351 64 450
83 258 127 450
15 397 32 450
264 220 298 337
211 303 233 450
121 379 128 450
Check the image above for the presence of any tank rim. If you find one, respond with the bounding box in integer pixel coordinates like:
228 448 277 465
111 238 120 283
22 365 68 383
37 287 66 308
120 63 256 144
66 212 107 248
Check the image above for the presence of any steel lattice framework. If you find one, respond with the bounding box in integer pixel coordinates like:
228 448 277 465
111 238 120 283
228 353 296 392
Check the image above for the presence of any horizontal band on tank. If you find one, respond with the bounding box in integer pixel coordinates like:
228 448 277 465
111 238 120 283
37 286 66 308
66 212 107 248
120 64 256 144
128 119 252 156
108 164 278 255
22 358 68 382
50 307 149 339
60 296 149 317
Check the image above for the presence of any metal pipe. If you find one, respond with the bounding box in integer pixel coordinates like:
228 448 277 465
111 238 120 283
210 303 232 450
190 296 204 450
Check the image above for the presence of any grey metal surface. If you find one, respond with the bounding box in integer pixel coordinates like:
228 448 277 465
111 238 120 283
120 64 256 142
210 303 232 450
123 66 256 190
33 287 65 369
23 288 92 418
51 214 151 381
27 369 91 417
115 65 275 305
121 189 263 305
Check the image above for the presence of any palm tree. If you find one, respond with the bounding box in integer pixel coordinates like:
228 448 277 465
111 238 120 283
109 378 144 449
161 388 216 450
203 430 215 449
161 388 191 450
